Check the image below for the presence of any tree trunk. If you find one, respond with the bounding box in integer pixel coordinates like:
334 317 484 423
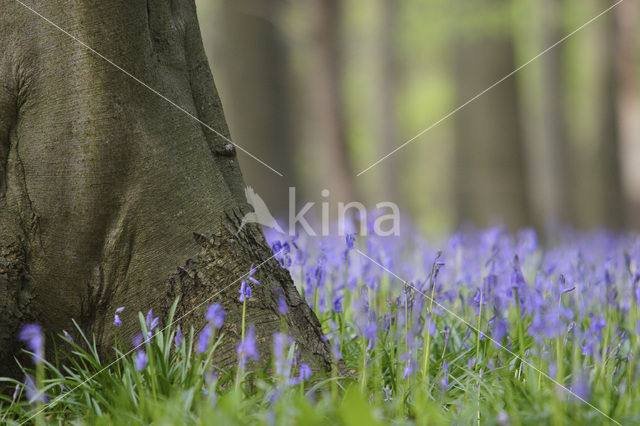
0 0 332 379
614 0 640 228
376 0 400 203
454 25 530 229
531 0 573 231
307 0 357 204
597 4 625 228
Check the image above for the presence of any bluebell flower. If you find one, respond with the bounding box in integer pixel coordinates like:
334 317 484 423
62 330 74 343
332 295 344 314
174 325 183 348
237 326 259 369
289 363 312 385
468 357 476 369
331 338 342 361
113 314 122 327
239 280 252 302
247 263 261 286
146 309 159 333
198 325 213 353
277 296 289 315
209 390 218 408
490 317 509 347
273 332 289 376
346 233 357 250
135 350 147 370
402 352 415 379
24 374 49 403
383 386 392 402
113 306 125 327
440 359 449 389
206 303 226 329
570 372 590 401
18 324 44 364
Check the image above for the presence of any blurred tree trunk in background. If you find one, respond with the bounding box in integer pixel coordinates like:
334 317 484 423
376 0 400 203
308 0 358 203
614 1 640 228
454 29 530 229
596 5 625 228
200 0 295 215
531 0 574 231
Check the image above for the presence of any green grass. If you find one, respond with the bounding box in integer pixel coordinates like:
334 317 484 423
1 292 636 425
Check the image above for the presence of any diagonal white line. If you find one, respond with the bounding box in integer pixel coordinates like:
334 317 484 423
355 248 621 426
19 248 285 425
356 0 626 177
13 0 284 177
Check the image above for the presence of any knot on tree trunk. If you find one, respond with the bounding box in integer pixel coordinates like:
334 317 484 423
154 205 334 374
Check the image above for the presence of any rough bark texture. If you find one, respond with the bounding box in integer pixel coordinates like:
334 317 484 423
0 0 332 379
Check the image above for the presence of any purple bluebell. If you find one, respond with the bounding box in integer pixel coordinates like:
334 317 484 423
440 359 449 389
332 293 343 313
273 332 289 376
238 280 252 302
580 316 607 357
570 372 590 401
402 352 416 379
247 263 261 286
198 325 213 353
62 330 74 343
18 324 44 364
146 309 159 333
237 326 259 369
132 332 144 348
277 296 289 315
468 357 476 369
346 233 357 250
174 325 183 348
383 386 392 401
206 303 226 329
113 306 125 327
289 363 312 385
331 338 342 361
490 317 509 347
24 374 49 403
135 350 147 370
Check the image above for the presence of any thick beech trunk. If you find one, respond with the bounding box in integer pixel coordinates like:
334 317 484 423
0 0 332 378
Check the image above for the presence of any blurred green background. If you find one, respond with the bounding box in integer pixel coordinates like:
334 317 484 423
194 0 640 236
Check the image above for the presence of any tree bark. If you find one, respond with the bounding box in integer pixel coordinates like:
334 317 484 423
0 0 332 379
